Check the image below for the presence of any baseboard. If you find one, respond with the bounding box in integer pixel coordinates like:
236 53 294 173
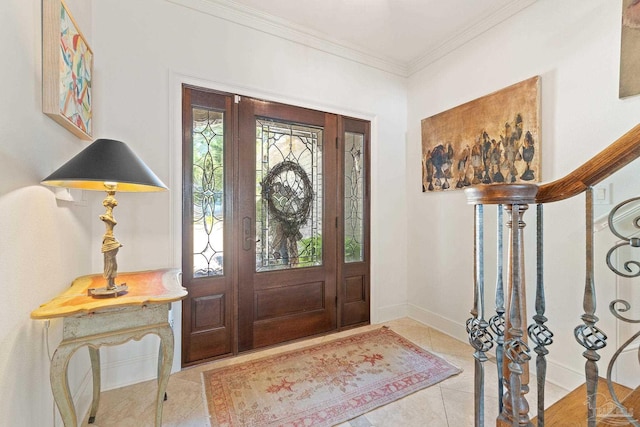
544 358 588 392
101 353 162 391
406 303 581 392
407 303 469 343
374 302 408 323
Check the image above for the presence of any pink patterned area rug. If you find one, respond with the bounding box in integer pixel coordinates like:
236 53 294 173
202 327 461 427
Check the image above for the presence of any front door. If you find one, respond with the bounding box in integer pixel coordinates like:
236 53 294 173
237 98 338 351
182 86 369 366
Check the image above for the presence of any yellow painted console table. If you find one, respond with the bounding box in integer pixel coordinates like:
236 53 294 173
31 269 186 427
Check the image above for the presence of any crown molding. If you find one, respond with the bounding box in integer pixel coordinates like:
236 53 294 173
408 0 537 75
166 0 536 78
166 0 409 77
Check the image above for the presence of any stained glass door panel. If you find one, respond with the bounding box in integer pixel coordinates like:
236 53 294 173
344 131 365 263
193 108 225 277
256 119 323 272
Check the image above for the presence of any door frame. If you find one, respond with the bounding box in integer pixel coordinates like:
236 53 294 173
169 75 377 368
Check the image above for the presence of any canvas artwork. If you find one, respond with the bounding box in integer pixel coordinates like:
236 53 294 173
43 0 93 140
421 76 540 192
620 0 640 98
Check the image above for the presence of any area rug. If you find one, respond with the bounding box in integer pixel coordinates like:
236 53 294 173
202 327 461 427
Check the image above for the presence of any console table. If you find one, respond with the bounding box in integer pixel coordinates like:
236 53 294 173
31 269 186 427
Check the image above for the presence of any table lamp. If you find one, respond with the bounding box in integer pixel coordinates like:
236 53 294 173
42 138 168 297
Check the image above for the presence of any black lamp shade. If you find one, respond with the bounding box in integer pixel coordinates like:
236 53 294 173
41 139 167 192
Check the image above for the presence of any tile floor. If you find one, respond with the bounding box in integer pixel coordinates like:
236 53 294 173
84 318 569 426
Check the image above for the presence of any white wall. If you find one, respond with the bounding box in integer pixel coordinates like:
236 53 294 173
407 0 640 389
90 0 408 389
0 1 96 425
8 0 640 423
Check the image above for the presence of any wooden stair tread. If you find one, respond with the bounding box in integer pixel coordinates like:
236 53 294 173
531 378 632 427
597 385 640 426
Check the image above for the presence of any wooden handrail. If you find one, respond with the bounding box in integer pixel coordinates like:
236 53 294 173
465 183 537 206
536 124 640 203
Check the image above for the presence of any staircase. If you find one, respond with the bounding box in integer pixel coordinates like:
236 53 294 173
465 124 640 426
532 378 633 426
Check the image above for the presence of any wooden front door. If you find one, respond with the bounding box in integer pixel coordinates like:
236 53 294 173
181 86 369 366
237 97 338 351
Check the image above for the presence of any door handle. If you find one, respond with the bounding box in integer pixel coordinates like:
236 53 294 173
242 217 260 251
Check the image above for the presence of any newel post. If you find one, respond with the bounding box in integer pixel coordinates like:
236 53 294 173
465 184 538 427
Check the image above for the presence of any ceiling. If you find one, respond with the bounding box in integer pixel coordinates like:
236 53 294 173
219 0 538 75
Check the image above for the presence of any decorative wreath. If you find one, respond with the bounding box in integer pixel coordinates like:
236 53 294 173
261 160 314 237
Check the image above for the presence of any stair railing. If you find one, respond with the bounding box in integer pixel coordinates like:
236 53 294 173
464 123 640 427
602 196 640 427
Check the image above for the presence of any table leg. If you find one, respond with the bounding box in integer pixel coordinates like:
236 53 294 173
155 325 174 427
88 347 101 423
156 337 168 402
50 343 81 427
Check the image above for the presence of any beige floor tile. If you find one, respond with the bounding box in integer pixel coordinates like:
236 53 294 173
364 385 448 427
163 401 211 427
85 376 205 426
344 415 373 427
441 386 501 427
429 328 471 359
382 318 433 350
84 318 571 426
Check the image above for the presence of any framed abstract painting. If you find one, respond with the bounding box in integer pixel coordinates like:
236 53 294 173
421 76 541 192
620 0 640 98
43 0 93 140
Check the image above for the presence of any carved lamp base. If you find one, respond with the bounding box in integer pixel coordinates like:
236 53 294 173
87 284 128 297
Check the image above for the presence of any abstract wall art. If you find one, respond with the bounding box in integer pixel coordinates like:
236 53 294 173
421 76 540 192
43 0 93 140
